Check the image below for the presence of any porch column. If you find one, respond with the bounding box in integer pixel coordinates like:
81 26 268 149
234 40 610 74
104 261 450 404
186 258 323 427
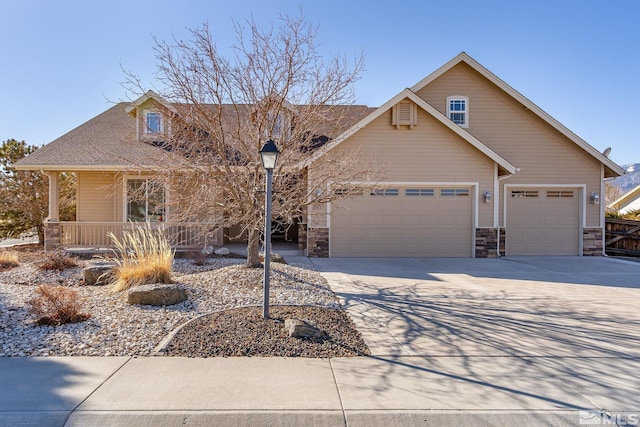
44 171 60 251
45 171 60 221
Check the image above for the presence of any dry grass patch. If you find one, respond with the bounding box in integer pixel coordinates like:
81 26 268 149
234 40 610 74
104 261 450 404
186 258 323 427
27 285 90 326
0 251 20 271
108 223 174 292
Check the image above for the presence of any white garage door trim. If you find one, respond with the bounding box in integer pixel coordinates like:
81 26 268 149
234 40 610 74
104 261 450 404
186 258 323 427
328 181 479 257
504 184 586 256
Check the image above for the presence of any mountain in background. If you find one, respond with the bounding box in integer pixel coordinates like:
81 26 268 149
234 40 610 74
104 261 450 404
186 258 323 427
609 163 640 192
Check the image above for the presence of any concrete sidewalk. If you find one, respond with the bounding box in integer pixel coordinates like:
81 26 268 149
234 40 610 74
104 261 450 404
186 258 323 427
0 355 614 427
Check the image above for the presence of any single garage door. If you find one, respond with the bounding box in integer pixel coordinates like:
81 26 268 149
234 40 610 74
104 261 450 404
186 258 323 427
331 186 473 257
506 188 580 256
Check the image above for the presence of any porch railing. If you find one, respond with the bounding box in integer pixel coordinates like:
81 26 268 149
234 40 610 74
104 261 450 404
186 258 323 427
59 222 217 249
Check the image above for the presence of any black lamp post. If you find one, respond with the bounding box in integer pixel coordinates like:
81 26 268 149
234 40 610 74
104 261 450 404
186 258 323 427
259 139 279 318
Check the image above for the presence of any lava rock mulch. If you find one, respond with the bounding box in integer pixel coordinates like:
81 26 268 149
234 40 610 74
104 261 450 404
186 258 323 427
163 305 371 358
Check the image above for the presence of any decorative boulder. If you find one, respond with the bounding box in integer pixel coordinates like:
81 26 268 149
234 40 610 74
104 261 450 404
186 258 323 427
214 247 230 256
126 284 187 306
284 318 327 339
83 262 116 286
201 246 214 255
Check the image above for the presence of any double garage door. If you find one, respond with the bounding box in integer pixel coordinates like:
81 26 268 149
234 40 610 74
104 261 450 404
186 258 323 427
330 185 582 257
506 187 580 256
331 186 473 257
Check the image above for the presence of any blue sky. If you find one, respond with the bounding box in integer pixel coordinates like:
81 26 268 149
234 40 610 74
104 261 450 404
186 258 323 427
1 0 638 165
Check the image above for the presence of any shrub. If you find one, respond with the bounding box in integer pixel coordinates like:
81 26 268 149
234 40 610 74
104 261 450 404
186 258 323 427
188 250 208 266
0 251 19 271
27 285 90 326
39 250 78 271
108 222 174 292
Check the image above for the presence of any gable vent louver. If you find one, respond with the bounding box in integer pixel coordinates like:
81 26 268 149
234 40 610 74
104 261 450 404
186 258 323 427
392 101 417 129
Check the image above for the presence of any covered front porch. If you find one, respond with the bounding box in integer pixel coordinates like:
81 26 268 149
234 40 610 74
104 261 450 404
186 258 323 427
43 170 224 251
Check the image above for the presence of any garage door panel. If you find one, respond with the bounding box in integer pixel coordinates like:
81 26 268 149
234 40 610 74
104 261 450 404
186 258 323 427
507 187 580 256
331 187 472 257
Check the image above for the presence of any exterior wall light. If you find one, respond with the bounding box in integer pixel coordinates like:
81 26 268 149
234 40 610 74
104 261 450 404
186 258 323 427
591 192 600 205
483 190 492 203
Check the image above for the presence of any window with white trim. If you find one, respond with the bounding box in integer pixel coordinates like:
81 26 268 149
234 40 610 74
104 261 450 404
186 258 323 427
145 111 163 134
126 178 166 222
447 96 468 127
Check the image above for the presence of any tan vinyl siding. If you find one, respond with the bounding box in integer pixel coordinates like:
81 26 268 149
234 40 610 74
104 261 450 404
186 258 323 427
416 62 602 227
77 172 117 222
315 105 495 227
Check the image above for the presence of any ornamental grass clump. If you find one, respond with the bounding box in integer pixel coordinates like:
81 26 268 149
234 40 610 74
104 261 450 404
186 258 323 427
108 223 174 292
0 251 20 271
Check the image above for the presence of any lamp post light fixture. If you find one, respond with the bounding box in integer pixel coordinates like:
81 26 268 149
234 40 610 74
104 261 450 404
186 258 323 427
259 139 280 318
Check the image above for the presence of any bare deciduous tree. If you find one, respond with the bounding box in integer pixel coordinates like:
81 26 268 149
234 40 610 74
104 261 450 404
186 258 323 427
124 13 382 266
604 181 624 214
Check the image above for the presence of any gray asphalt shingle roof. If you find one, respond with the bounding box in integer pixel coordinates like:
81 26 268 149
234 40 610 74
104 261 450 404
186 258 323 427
15 103 166 170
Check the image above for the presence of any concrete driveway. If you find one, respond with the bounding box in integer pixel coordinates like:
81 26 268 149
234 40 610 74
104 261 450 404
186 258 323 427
310 256 640 419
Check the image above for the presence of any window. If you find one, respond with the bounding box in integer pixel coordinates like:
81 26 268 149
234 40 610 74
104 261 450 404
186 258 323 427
272 112 283 137
371 188 399 197
405 188 434 197
547 190 574 198
145 111 162 134
441 188 469 197
447 96 468 127
511 190 539 198
127 179 166 222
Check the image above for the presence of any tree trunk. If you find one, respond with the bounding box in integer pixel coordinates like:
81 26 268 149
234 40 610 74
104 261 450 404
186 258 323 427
246 228 262 268
37 225 45 246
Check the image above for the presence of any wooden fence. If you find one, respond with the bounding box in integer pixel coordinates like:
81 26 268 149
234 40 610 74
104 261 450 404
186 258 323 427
605 218 640 257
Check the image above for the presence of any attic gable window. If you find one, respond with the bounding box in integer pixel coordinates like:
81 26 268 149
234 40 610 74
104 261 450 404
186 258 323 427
447 96 468 128
391 101 417 129
145 111 162 134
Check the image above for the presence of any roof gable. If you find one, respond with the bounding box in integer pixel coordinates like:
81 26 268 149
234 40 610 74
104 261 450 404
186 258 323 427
125 90 178 115
306 88 517 174
411 52 624 177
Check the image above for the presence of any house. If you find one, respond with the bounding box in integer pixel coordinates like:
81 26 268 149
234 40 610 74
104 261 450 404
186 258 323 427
15 52 624 257
607 184 640 215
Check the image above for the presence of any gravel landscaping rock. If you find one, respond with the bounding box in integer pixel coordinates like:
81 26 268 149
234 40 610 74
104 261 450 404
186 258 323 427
164 305 369 358
0 246 368 358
